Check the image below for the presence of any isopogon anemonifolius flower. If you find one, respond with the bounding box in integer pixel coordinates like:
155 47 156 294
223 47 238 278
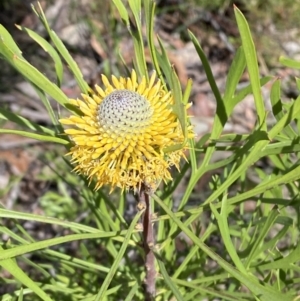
59 70 194 192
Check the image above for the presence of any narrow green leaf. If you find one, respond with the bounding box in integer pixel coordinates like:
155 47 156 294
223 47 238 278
270 79 283 120
153 194 292 301
256 224 290 256
188 30 224 130
188 29 226 192
1 24 59 123
269 94 300 139
17 288 24 301
0 246 53 301
124 282 139 301
0 108 55 135
44 249 116 274
155 253 184 301
223 46 246 111
145 0 165 87
210 199 248 274
0 30 69 107
128 0 141 18
234 6 266 128
0 24 23 58
0 129 68 145
0 231 134 260
295 77 300 90
32 84 58 126
126 0 148 79
226 164 300 208
112 0 130 26
232 76 272 110
245 207 280 268
255 243 300 271
279 56 300 69
175 278 249 301
33 3 89 94
270 79 297 138
156 38 193 153
170 68 184 124
16 25 63 87
156 36 172 87
199 128 270 210
131 31 148 79
0 208 101 233
49 30 89 94
171 224 216 279
94 209 143 300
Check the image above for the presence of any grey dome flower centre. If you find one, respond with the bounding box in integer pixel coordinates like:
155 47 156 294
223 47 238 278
97 89 153 134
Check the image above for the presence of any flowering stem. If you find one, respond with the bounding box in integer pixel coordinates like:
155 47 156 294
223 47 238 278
138 186 156 300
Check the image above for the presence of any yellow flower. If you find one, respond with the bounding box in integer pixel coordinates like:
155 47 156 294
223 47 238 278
60 70 194 192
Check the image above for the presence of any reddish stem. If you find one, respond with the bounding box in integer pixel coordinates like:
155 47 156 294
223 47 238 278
139 186 156 300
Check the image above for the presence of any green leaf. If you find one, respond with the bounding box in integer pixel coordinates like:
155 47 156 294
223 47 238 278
210 199 248 274
256 243 300 271
223 46 246 112
255 224 290 256
153 194 293 301
270 79 297 138
279 56 300 69
270 79 283 120
127 0 148 79
234 6 266 129
0 129 69 145
0 208 102 233
33 84 59 126
295 77 300 90
16 25 63 87
94 209 143 300
112 0 130 27
145 0 165 87
0 108 55 135
163 67 189 153
124 282 139 301
175 278 249 301
156 36 172 86
151 36 193 154
226 163 300 208
0 25 69 108
0 245 53 301
232 76 272 110
32 3 90 94
269 93 300 139
18 288 24 301
0 24 23 58
189 30 224 132
244 207 280 268
188 29 226 199
0 231 136 260
128 0 141 18
155 252 184 301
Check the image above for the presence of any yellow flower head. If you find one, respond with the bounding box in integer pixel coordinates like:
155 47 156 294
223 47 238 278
60 70 194 192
